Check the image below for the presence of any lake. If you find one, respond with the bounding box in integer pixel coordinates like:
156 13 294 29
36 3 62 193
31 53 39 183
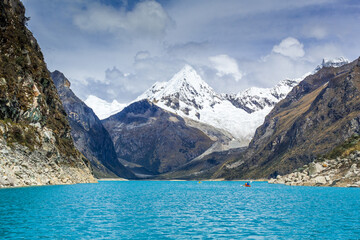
0 181 359 239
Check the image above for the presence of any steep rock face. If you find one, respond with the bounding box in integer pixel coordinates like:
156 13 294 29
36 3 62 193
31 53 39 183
52 71 135 179
218 58 360 179
102 100 214 175
0 0 95 187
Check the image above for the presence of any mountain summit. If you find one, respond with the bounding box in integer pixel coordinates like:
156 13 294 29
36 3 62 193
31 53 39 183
315 57 349 72
137 64 220 117
137 65 302 145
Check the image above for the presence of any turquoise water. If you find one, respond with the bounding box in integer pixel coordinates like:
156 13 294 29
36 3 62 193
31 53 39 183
0 181 359 239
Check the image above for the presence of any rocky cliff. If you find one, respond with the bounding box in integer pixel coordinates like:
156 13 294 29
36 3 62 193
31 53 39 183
0 0 95 187
52 71 135 179
102 100 214 176
217 58 360 179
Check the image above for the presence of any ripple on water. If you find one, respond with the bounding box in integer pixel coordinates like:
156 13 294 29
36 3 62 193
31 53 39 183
0 181 359 239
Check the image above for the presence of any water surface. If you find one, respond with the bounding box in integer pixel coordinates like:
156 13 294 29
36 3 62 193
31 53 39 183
0 181 359 239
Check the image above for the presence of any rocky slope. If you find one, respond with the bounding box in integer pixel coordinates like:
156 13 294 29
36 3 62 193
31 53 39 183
102 100 214 176
0 0 95 187
269 154 360 187
217 58 360 180
269 134 360 187
52 71 135 179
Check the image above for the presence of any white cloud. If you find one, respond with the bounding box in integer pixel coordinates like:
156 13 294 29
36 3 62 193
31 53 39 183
272 37 305 59
209 54 243 82
73 1 173 38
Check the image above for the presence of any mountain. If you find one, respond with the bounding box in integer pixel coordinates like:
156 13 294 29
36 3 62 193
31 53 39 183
84 95 127 120
216 57 360 180
136 65 306 146
102 100 214 177
0 0 95 187
314 57 349 72
223 77 306 114
52 71 135 179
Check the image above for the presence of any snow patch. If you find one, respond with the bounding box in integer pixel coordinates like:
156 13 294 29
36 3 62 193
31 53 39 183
84 95 127 120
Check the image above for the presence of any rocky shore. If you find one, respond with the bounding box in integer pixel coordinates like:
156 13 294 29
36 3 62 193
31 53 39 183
269 151 360 187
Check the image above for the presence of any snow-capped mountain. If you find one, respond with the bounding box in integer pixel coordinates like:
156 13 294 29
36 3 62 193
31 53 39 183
136 65 275 145
314 57 349 72
222 57 349 114
136 65 222 119
84 57 349 146
223 75 308 114
84 95 127 120
136 58 349 146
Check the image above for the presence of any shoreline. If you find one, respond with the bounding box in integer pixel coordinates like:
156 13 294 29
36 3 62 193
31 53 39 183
97 178 129 181
97 178 269 182
0 181 98 190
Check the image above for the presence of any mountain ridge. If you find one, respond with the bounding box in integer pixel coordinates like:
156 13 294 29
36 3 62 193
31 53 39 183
216 57 360 179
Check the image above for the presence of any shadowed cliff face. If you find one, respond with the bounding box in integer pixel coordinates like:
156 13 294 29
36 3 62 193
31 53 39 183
217 58 360 179
0 0 95 187
52 71 136 179
102 100 214 175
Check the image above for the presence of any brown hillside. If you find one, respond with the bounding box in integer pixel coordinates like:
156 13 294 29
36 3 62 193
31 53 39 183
217 58 360 179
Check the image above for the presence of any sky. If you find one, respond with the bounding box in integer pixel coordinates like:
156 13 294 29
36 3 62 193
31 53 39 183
22 0 360 103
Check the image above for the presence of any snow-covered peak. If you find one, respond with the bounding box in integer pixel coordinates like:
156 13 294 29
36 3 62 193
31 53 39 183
139 64 216 99
84 95 127 120
223 75 305 114
137 65 221 115
166 64 211 92
136 64 275 144
314 57 349 72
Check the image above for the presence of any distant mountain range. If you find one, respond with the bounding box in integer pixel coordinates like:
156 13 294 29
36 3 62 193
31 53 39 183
88 58 349 146
80 57 350 179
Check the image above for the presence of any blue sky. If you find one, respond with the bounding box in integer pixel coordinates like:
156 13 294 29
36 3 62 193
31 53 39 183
22 0 360 103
